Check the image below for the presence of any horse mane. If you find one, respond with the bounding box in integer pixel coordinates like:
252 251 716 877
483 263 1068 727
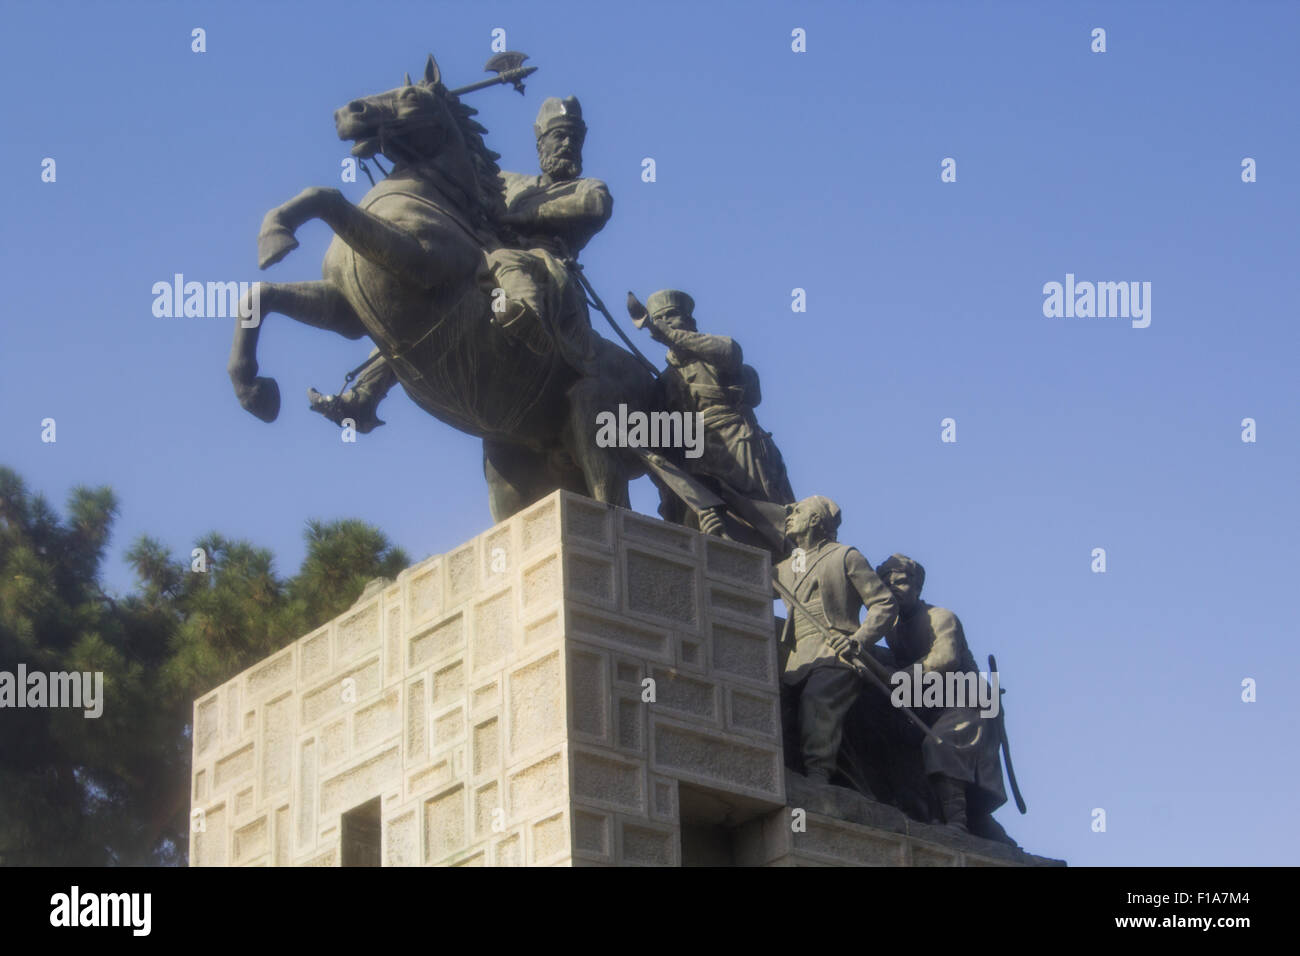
440 88 506 227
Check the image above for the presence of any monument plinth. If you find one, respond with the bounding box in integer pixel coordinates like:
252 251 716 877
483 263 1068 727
189 491 1060 866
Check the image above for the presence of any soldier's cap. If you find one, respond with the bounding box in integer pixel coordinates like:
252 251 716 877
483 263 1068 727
796 495 842 534
877 553 926 585
534 96 586 138
646 289 695 319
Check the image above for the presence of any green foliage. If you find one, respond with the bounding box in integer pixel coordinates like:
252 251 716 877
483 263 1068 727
0 465 409 865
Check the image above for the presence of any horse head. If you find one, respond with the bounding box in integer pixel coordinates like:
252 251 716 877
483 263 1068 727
334 54 504 224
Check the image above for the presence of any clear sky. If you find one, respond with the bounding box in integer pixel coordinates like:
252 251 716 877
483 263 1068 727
3 0 1297 866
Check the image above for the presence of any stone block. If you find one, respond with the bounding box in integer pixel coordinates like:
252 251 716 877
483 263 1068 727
651 719 782 801
336 600 381 665
619 819 677 866
471 717 500 778
300 627 331 681
406 559 443 628
507 751 565 818
710 622 775 687
570 610 669 660
624 548 697 627
233 815 268 864
424 784 466 863
572 808 611 859
247 648 294 699
214 743 255 793
531 812 568 863
705 537 768 589
508 651 564 757
410 614 464 670
566 551 616 608
563 497 611 549
471 590 515 672
568 646 607 741
195 694 219 758
521 497 560 552
320 746 400 816
571 749 644 813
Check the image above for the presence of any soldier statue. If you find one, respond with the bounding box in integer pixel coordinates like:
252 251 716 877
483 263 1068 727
773 496 897 784
632 289 794 552
874 554 1016 845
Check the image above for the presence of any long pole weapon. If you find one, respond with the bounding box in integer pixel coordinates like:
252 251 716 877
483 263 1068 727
771 576 943 745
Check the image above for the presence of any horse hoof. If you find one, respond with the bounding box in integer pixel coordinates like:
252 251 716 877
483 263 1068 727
258 229 299 270
237 376 281 422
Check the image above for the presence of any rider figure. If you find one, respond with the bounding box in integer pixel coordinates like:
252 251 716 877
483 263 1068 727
310 95 613 431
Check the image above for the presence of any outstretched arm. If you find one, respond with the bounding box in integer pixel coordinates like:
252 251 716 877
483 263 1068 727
652 325 743 371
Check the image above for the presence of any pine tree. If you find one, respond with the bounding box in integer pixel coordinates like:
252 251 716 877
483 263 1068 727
0 466 408 865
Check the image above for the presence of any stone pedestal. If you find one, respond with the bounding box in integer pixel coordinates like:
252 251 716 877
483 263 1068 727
189 490 1061 867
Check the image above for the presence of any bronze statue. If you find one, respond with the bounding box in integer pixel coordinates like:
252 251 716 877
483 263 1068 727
875 554 1017 845
772 496 897 784
229 56 672 521
224 52 1039 846
629 289 794 554
306 94 614 434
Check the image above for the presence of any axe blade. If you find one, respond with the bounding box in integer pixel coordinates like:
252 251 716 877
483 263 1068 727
626 291 649 328
485 51 531 93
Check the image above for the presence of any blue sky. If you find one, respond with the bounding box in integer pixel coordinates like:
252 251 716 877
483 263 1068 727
3 0 1297 866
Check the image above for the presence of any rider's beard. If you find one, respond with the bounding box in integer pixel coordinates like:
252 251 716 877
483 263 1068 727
540 151 582 182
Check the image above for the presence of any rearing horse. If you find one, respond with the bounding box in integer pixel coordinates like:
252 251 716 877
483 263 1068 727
228 55 656 519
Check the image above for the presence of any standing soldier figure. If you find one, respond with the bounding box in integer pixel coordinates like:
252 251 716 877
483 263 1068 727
774 496 897 784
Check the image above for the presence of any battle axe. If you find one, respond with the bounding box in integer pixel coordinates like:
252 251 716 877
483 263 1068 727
451 52 538 97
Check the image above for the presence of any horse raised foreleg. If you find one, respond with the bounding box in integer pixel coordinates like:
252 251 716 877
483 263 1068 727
229 280 365 422
258 187 472 291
